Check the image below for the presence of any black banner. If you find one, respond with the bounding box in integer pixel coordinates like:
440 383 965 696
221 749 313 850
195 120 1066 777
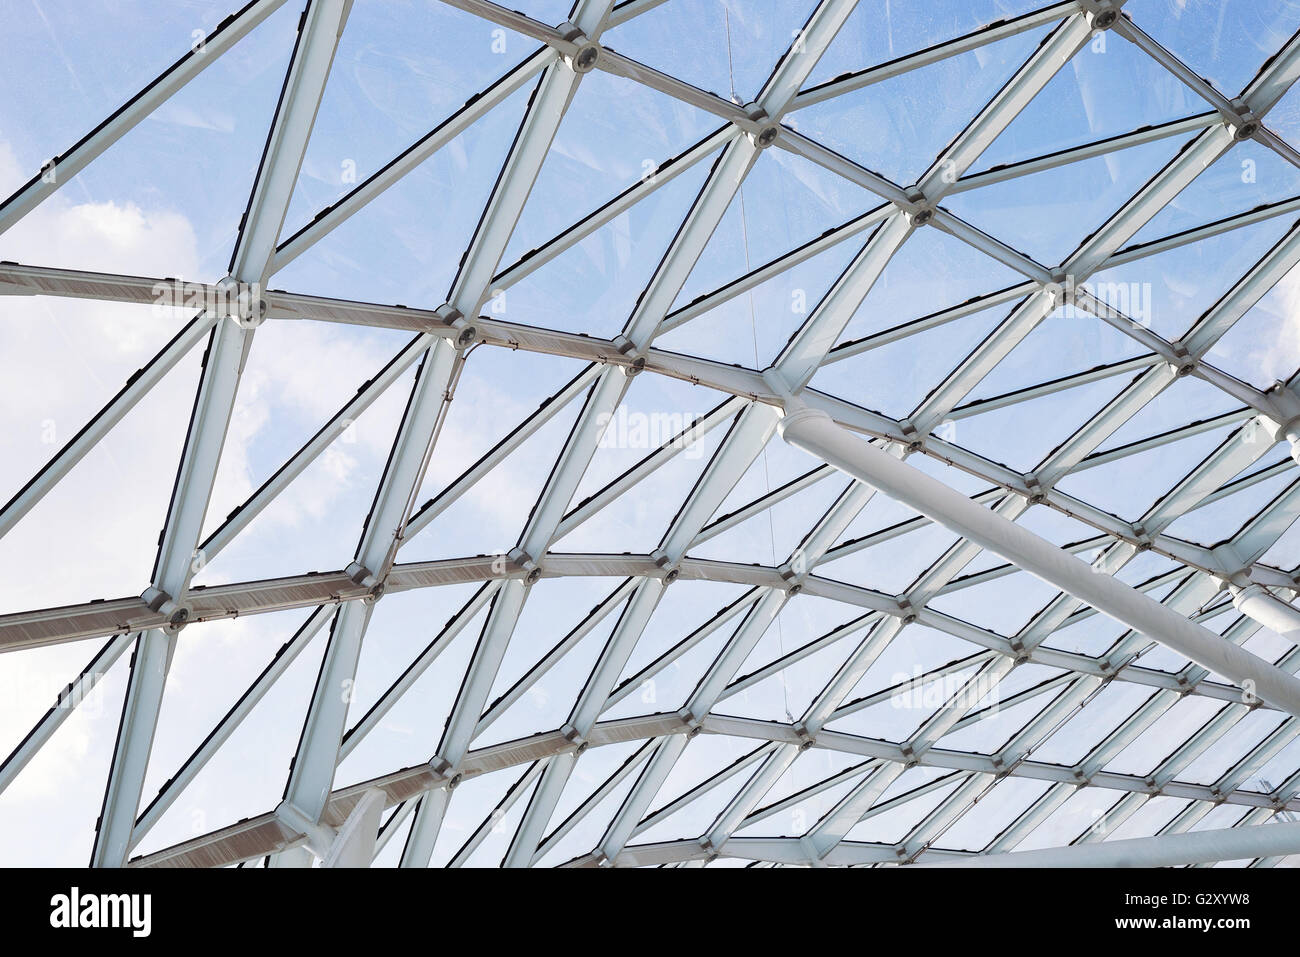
3 865 1297 945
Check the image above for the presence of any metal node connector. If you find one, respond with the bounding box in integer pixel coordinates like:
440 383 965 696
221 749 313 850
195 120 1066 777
508 547 542 585
557 23 601 73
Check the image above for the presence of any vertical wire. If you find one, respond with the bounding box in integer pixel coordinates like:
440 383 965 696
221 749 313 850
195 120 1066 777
726 4 793 723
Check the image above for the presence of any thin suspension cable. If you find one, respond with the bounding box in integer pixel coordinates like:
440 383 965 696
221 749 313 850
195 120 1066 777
726 1 792 722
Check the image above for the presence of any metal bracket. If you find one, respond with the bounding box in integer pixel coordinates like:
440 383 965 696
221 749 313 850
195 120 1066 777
1228 99 1261 141
678 707 704 737
429 756 453 779
652 549 680 584
1081 0 1120 31
611 334 646 376
897 598 917 625
1130 524 1153 552
434 303 477 348
741 102 779 148
215 274 267 329
780 568 804 596
556 23 601 73
507 547 542 585
141 586 191 633
561 724 589 753
345 561 381 601
1009 638 1030 665
902 186 934 226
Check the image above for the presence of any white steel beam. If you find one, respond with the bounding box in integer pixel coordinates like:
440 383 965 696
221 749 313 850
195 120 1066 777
91 0 353 868
503 406 779 865
778 403 1300 717
413 0 862 867
927 818 1300 867
320 787 385 868
395 0 622 866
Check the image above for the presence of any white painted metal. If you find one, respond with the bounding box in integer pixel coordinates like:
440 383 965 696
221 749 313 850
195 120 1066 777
1232 584 1300 639
321 788 386 868
925 818 1300 868
92 0 354 867
778 404 1300 717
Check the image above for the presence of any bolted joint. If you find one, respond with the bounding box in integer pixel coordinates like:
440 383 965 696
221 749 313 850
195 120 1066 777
697 838 720 863
1025 476 1046 506
433 304 477 348
652 550 680 585
215 275 267 329
611 334 646 377
1230 104 1260 141
1083 0 1120 31
142 587 193 633
1170 342 1195 377
678 708 704 737
739 102 778 149
556 23 601 73
166 605 191 634
897 598 917 626
507 547 542 585
1130 524 1153 552
793 721 816 751
902 186 934 227
899 420 923 452
993 755 1018 780
780 568 804 597
561 724 589 753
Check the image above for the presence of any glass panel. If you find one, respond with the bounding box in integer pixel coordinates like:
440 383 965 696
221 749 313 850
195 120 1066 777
792 26 1049 187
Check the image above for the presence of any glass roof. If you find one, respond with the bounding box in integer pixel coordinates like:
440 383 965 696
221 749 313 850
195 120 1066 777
3 0 1300 870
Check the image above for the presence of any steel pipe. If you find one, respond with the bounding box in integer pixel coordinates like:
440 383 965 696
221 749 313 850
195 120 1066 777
777 404 1300 718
